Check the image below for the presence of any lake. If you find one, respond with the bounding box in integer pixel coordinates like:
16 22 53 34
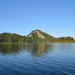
0 43 75 75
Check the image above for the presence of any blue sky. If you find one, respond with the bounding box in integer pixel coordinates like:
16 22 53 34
0 0 75 37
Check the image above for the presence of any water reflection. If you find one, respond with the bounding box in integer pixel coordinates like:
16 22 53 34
0 44 26 55
0 43 75 75
0 43 53 56
27 43 53 56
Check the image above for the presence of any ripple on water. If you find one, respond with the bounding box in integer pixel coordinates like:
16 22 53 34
0 43 75 75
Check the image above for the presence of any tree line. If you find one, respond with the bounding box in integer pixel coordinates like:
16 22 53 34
0 32 75 44
0 33 32 44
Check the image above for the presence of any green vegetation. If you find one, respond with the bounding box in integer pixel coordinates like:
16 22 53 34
53 37 75 43
0 30 75 44
27 29 54 43
0 33 32 44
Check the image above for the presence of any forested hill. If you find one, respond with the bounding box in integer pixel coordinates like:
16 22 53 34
0 30 75 44
0 33 27 43
27 29 54 42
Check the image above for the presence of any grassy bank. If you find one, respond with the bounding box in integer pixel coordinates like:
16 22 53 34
0 41 75 44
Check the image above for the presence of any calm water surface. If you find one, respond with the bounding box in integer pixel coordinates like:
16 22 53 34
0 43 75 75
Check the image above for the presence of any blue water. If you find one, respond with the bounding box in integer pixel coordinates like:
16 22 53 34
0 43 75 75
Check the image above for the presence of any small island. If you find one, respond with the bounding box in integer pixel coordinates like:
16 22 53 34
0 29 75 44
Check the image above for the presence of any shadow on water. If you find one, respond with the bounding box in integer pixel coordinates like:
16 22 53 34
0 43 53 56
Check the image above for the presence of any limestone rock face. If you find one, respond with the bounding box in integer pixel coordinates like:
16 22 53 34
27 29 54 42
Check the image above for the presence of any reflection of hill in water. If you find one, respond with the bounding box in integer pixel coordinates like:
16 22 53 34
27 43 53 56
0 43 53 56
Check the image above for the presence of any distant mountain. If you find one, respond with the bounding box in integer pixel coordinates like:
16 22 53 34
27 29 54 42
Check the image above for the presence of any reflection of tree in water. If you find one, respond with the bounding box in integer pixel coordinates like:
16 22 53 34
0 44 26 55
27 43 53 56
0 43 53 56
